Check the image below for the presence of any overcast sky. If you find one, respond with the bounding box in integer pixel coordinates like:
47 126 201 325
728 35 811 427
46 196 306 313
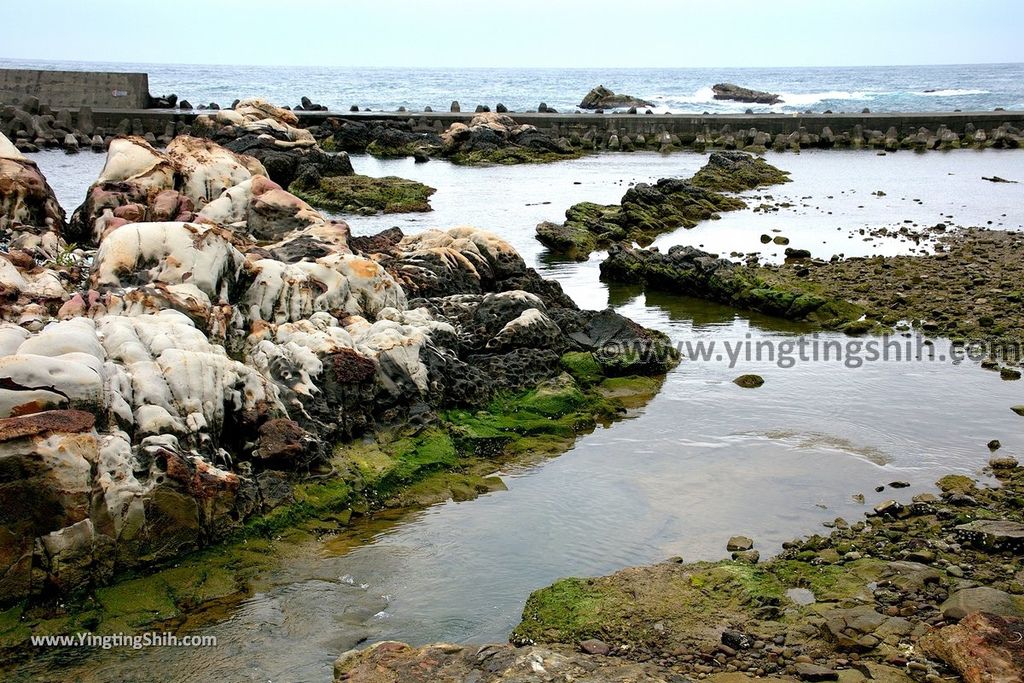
4 0 1022 68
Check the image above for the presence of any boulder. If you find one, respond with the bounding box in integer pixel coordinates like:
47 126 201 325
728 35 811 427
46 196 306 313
954 519 1024 553
940 587 1024 622
0 132 66 232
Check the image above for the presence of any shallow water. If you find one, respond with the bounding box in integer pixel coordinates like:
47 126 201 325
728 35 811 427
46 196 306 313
17 148 1024 683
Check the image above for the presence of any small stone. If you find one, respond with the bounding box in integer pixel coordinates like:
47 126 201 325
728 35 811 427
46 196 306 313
733 374 764 388
722 630 753 650
732 549 760 564
987 439 1001 451
906 550 935 564
989 455 1019 470
1011 405 1024 416
579 638 611 656
794 663 839 681
873 500 902 516
727 536 754 551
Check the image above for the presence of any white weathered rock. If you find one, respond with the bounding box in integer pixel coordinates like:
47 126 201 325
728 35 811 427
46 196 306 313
92 221 245 303
165 135 265 206
95 136 176 194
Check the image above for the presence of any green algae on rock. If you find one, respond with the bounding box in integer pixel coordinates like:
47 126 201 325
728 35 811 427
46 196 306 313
689 150 792 193
447 146 585 166
289 173 436 214
536 152 788 260
604 227 1024 342
601 243 864 327
506 461 1024 681
0 364 670 654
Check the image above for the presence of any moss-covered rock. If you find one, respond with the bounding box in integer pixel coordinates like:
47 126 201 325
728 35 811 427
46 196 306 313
690 150 791 193
448 147 585 166
601 243 864 327
559 352 604 385
537 152 788 260
290 174 436 214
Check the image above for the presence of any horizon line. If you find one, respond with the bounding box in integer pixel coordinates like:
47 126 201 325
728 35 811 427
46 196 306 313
1 56 1023 72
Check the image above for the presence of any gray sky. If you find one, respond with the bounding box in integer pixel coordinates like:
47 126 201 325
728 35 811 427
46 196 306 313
5 0 1023 68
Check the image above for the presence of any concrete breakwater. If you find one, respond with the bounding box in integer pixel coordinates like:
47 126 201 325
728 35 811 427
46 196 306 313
4 106 1023 156
0 69 150 109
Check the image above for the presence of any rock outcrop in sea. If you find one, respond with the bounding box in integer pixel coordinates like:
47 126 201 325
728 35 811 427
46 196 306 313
0 119 674 604
712 83 782 104
578 85 653 110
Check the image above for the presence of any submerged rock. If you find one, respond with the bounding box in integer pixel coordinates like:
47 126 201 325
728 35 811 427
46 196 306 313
495 461 1024 680
712 83 782 104
732 374 764 389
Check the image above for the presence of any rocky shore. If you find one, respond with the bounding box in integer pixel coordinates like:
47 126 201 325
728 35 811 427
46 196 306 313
0 100 678 623
601 227 1024 356
536 152 790 260
334 459 1024 682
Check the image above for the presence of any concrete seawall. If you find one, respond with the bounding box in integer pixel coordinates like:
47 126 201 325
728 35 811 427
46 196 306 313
0 69 150 109
77 107 1024 141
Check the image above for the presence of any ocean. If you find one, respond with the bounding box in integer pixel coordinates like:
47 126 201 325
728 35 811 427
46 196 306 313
2 58 1023 114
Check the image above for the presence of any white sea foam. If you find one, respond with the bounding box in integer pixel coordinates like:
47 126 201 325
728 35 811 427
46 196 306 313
912 88 990 97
